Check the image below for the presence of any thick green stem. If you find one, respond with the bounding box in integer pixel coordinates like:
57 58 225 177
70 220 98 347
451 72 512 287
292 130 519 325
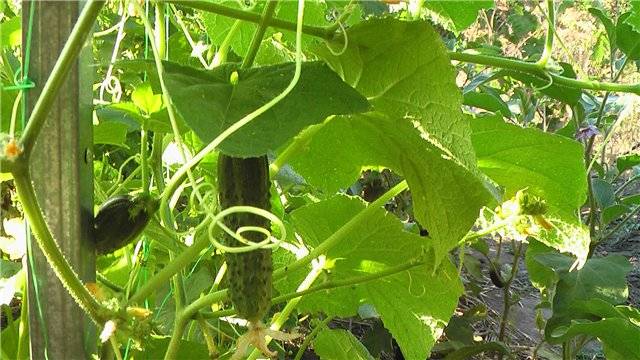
160 0 334 40
140 125 149 194
164 316 189 360
20 0 106 156
13 169 103 322
242 0 278 69
448 52 640 95
155 3 167 59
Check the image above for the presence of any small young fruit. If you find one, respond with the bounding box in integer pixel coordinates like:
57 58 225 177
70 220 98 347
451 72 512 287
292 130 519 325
488 261 506 288
93 193 159 255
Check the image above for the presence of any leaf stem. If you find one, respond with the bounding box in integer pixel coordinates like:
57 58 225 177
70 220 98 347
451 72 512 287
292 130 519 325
270 123 323 177
19 0 106 156
497 241 524 354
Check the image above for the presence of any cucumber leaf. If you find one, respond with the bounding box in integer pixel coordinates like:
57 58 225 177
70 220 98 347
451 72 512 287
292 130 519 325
136 60 369 157
276 195 463 360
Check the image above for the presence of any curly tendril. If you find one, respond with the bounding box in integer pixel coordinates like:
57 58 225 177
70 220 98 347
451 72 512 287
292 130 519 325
207 205 287 253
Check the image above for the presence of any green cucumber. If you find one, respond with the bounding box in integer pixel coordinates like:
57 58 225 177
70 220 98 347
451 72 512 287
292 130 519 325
218 155 272 323
93 193 159 255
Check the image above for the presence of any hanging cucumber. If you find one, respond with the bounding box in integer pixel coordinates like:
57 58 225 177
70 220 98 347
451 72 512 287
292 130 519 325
217 154 272 324
93 193 159 255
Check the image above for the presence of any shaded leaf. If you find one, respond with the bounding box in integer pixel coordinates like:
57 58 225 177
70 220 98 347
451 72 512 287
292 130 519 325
94 122 129 147
549 318 640 360
314 328 374 360
602 204 629 225
157 61 369 157
463 90 512 116
444 341 510 360
617 153 640 173
592 178 615 208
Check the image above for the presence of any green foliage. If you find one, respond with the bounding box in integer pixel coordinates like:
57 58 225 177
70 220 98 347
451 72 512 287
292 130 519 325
277 195 463 360
5 1 640 359
425 1 494 33
617 12 640 60
316 18 478 170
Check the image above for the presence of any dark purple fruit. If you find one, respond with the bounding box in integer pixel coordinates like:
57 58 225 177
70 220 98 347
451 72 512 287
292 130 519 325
93 193 159 255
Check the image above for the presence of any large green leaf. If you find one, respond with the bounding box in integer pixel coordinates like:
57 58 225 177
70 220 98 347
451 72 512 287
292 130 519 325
290 18 490 260
314 328 374 360
471 115 589 262
158 61 369 157
314 18 478 170
276 195 464 360
425 1 494 33
625 1 640 34
290 113 490 261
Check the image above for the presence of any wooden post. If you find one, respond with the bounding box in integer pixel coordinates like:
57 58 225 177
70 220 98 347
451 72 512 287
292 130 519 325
23 1 95 358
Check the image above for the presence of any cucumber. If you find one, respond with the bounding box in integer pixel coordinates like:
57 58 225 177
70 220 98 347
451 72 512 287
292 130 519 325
93 193 159 255
217 155 272 323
